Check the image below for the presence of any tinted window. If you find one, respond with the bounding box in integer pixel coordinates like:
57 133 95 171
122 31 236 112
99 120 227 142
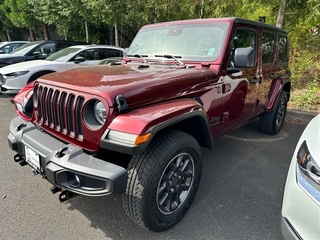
278 35 288 63
75 49 99 60
98 48 123 59
229 29 256 66
262 32 275 64
34 43 56 57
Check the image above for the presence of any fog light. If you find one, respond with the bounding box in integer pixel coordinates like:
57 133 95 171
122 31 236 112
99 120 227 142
67 172 83 188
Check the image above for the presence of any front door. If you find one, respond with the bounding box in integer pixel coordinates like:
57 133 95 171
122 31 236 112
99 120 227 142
221 27 260 132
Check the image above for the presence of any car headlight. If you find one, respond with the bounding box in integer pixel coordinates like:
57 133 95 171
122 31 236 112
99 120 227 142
296 140 320 204
4 70 30 79
0 73 4 84
93 101 106 125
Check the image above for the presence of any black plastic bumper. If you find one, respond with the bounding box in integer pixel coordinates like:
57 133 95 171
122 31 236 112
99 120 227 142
8 116 128 196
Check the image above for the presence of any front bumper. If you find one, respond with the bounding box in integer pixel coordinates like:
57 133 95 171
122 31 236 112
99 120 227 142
281 216 301 240
0 74 28 94
8 116 127 196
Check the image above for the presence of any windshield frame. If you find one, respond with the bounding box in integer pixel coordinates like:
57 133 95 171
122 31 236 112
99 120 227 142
127 22 229 62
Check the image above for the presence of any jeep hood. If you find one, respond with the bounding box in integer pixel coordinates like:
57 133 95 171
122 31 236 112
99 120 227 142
38 64 219 106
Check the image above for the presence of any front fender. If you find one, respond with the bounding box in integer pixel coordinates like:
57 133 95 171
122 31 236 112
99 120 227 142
100 98 210 155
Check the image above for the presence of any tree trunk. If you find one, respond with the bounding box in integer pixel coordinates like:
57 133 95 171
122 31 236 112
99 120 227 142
109 26 114 45
43 24 50 40
29 28 36 41
276 0 286 28
114 21 119 47
6 30 12 41
85 20 89 43
200 0 205 19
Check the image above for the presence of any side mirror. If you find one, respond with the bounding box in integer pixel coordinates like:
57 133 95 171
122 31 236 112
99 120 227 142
74 56 86 63
234 48 255 68
33 51 42 58
0 50 5 54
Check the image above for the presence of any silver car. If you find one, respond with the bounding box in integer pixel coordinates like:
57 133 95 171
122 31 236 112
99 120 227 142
281 114 320 239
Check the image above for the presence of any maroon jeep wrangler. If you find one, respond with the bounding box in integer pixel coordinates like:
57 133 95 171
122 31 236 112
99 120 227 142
8 17 290 232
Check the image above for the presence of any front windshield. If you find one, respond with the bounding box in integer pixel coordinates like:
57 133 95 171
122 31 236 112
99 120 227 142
46 47 82 62
10 41 42 55
127 22 228 61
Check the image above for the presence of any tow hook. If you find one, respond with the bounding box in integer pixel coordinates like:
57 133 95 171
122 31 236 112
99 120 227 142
50 186 61 194
59 190 77 203
14 154 27 166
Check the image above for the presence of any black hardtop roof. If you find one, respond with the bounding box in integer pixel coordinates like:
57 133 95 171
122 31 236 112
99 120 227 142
232 17 287 34
142 17 287 34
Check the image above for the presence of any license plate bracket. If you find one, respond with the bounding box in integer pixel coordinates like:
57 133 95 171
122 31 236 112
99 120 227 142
25 146 40 172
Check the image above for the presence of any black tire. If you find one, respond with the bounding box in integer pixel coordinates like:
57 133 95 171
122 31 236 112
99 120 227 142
260 90 288 135
122 129 202 232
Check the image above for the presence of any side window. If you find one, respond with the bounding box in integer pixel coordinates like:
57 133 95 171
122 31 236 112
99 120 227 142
34 43 56 57
4 44 21 53
229 29 256 67
98 48 123 60
278 34 288 64
76 49 99 60
262 32 275 64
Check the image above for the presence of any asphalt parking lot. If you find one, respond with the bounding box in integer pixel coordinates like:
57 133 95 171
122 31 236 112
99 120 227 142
0 94 318 240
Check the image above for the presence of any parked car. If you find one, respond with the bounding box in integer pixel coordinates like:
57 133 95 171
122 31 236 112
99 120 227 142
281 114 320 240
0 40 87 68
8 17 290 232
0 45 124 94
0 41 29 54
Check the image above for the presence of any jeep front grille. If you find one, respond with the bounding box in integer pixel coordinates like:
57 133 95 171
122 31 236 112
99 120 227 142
35 85 85 140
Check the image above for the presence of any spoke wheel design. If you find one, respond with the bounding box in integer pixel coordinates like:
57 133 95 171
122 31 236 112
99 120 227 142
122 130 202 232
260 90 288 135
157 153 194 214
275 98 286 127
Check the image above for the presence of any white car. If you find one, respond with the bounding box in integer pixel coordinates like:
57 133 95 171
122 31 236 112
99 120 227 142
281 114 320 239
0 45 124 94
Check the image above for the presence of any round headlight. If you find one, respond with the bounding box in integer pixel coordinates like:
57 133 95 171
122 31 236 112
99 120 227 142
94 101 106 125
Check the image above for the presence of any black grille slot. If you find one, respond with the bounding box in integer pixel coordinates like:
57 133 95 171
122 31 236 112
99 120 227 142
42 87 48 124
52 90 60 131
47 88 54 127
60 92 67 133
76 97 84 140
35 86 84 139
67 94 75 137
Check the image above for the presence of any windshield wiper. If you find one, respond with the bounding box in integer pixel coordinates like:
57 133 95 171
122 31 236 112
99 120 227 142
127 54 149 64
155 54 185 66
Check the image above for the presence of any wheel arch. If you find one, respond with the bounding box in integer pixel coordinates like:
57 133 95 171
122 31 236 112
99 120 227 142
156 114 213 149
100 100 213 155
265 76 291 111
27 70 56 84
